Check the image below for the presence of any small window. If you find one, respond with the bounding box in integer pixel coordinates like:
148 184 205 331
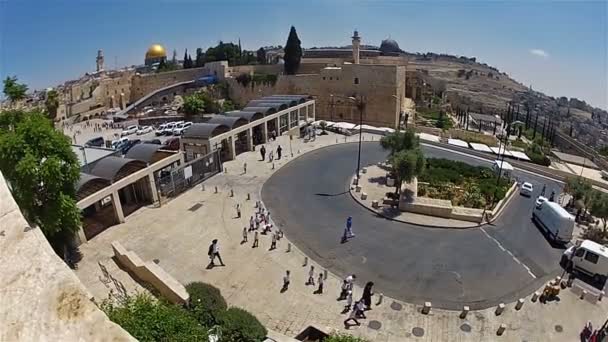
354 78 359 85
585 251 599 264
322 77 326 80
329 77 333 81
575 248 585 257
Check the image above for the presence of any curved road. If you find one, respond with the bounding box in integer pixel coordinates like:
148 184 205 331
262 142 566 309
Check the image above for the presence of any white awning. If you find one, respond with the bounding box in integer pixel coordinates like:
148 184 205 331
493 160 513 171
417 133 441 142
448 139 469 148
469 143 493 153
490 146 513 157
509 151 531 161
333 122 358 130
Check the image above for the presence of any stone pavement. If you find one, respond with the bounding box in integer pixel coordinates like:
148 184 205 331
352 164 478 228
75 131 607 341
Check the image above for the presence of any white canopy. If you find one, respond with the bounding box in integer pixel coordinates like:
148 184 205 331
469 143 493 153
448 139 469 148
333 122 358 130
509 151 531 161
417 133 441 142
493 160 514 171
490 146 513 157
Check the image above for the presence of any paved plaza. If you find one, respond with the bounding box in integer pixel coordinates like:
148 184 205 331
75 131 607 341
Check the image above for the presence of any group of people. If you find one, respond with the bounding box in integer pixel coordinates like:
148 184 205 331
259 144 283 162
339 275 375 328
242 202 282 249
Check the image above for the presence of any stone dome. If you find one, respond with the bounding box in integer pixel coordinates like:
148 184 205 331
145 44 167 59
379 39 401 54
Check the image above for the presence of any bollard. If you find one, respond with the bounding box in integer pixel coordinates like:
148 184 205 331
495 303 505 316
599 291 605 302
353 178 359 185
247 193 251 200
497 324 507 336
214 186 218 194
298 149 300 154
362 168 367 174
376 293 383 306
255 200 258 208
230 189 234 197
581 290 588 300
460 306 470 319
272 163 275 170
287 243 291 252
361 192 367 200
531 291 540 302
422 302 432 314
201 184 205 191
224 166 227 173
336 138 338 143
323 269 328 280
355 185 362 193
515 298 525 310
303 256 308 267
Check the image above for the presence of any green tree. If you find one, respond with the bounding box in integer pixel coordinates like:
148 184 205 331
389 148 425 195
218 307 267 341
599 145 608 157
283 26 302 75
380 128 419 156
221 100 236 112
186 282 227 327
44 89 60 120
566 177 593 204
0 110 81 244
325 333 369 342
3 76 28 104
256 47 267 64
195 47 205 67
590 192 608 230
102 294 208 342
182 94 205 118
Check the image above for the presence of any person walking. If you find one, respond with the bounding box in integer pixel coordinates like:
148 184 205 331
360 281 374 310
236 204 241 218
343 303 361 328
344 290 353 311
541 184 547 196
208 239 225 267
355 300 367 318
249 216 254 231
260 145 266 161
242 227 248 243
252 231 259 248
307 265 315 286
339 280 349 300
269 150 274 162
277 145 282 160
346 216 354 238
270 231 277 250
281 270 291 292
315 272 324 294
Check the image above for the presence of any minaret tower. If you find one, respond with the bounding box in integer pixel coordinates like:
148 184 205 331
96 49 104 72
352 30 361 64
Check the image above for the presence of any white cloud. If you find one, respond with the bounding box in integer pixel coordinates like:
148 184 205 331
529 49 549 58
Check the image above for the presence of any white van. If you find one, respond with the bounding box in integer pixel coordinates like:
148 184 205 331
532 201 575 243
562 239 608 284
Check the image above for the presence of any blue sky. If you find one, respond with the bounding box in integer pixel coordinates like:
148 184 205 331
1 0 606 109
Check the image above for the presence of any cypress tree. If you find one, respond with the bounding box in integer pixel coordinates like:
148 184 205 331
183 49 189 69
533 114 539 139
283 26 302 75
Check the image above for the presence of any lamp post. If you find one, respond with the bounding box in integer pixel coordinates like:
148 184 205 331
349 96 365 179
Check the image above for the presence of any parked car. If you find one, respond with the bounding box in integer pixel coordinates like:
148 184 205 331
162 137 180 151
120 139 141 154
535 196 548 209
120 125 138 136
111 137 129 150
520 182 533 197
161 122 177 135
562 239 608 284
84 136 104 147
155 124 168 136
142 139 162 145
532 200 575 243
173 122 192 135
137 126 153 135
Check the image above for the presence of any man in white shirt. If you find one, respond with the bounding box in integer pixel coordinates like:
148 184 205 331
207 239 225 267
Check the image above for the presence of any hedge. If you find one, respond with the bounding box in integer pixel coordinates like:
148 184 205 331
219 307 267 341
325 333 369 342
186 282 228 326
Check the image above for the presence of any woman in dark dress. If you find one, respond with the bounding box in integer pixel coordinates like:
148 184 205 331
361 281 374 309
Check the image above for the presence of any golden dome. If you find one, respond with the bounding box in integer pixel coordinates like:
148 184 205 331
145 44 166 59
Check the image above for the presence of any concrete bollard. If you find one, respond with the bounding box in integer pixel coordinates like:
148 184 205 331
287 243 291 253
230 189 234 197
362 168 367 174
254 201 258 208
515 298 525 310
361 192 367 200
298 149 300 154
353 178 359 185
224 166 227 173
531 291 540 302
303 256 308 267
599 291 605 302
336 138 338 143
355 185 362 192
247 193 250 200
201 184 205 191
272 163 275 170
497 324 507 336
422 302 432 315
324 269 328 280
214 186 218 194
371 200 379 208
460 306 470 319
581 290 588 300
495 303 505 315
376 293 383 305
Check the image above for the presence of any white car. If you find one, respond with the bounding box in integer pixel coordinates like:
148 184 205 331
111 137 129 150
155 124 167 136
120 125 138 136
562 240 608 284
137 126 153 135
520 182 533 197
535 196 548 208
173 122 192 135
162 122 177 135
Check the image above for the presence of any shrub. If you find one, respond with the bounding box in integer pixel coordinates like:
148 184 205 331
186 282 227 327
219 307 267 341
102 294 208 342
325 333 369 342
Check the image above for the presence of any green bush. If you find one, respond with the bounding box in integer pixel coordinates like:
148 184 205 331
325 333 369 342
102 294 208 342
186 282 227 326
219 307 267 341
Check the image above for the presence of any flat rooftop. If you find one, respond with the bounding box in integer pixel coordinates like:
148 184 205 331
552 150 599 169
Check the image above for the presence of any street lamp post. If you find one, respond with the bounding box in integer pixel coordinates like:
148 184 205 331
349 96 365 179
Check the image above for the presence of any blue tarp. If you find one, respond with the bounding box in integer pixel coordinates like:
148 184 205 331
195 76 218 86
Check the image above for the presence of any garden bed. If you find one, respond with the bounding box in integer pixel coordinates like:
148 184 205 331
418 158 510 209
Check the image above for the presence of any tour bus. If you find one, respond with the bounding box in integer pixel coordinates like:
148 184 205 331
532 200 575 244
562 239 608 284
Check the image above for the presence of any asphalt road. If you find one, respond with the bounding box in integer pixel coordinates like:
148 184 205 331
261 142 566 309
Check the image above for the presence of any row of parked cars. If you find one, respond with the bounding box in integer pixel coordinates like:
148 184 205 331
155 121 193 136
